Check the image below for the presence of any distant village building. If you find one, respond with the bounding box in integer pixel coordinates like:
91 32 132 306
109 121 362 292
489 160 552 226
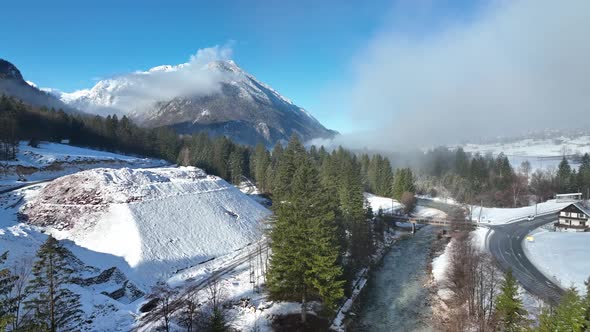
555 202 590 232
60 139 70 145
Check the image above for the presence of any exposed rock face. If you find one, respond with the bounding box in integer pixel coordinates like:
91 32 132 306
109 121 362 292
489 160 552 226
0 59 76 111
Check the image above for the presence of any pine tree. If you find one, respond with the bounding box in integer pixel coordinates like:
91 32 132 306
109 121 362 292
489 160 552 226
537 306 556 332
378 158 394 197
0 252 17 329
209 307 228 332
229 149 245 185
253 143 270 192
266 157 344 323
319 155 348 261
554 288 586 332
273 135 306 201
338 156 371 268
25 236 83 332
584 277 590 330
557 157 572 193
578 153 590 199
392 168 415 200
495 269 527 331
455 147 470 177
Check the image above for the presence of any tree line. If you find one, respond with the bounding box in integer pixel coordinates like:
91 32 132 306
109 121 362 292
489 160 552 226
416 147 590 207
0 94 179 162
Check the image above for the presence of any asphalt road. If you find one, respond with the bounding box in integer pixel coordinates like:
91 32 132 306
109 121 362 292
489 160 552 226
488 213 564 305
418 197 564 305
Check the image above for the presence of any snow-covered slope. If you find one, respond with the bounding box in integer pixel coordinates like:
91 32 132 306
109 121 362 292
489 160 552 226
1 166 271 329
52 59 336 146
19 166 271 285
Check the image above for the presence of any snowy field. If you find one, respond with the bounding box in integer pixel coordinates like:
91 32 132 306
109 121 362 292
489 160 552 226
413 205 447 218
469 200 570 225
365 193 447 219
416 194 458 206
524 229 590 293
0 166 274 330
364 193 403 214
454 135 590 171
0 141 166 191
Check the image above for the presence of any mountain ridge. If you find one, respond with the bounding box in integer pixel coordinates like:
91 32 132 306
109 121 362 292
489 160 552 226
49 59 337 146
0 59 75 112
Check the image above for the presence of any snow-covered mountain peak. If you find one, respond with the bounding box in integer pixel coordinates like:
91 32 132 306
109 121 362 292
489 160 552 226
48 58 335 145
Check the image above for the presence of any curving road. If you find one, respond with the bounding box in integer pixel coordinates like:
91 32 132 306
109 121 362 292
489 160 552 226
487 213 564 305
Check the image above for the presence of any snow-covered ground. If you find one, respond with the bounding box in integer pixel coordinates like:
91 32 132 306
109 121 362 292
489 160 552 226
20 167 271 286
0 166 273 330
364 193 403 214
524 229 590 294
431 242 450 285
454 135 590 171
413 205 447 218
0 141 166 191
469 200 570 225
431 226 494 305
416 194 458 206
365 193 446 231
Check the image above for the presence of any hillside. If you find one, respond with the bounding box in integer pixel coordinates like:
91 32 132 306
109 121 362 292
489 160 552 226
19 166 271 284
1 165 271 329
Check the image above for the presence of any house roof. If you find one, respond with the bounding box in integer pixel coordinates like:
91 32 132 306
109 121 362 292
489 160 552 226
561 202 590 216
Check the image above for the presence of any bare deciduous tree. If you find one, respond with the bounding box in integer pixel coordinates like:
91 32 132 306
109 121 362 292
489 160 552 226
443 231 502 331
206 279 227 312
145 282 178 332
400 191 417 214
9 257 32 330
179 294 204 332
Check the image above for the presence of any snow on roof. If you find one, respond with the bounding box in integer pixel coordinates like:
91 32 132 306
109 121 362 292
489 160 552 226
556 193 583 197
569 202 590 216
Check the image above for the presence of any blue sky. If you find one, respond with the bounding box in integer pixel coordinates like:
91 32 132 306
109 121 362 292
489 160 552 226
1 0 485 133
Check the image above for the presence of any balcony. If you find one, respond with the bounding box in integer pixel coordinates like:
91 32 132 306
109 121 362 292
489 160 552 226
554 222 589 230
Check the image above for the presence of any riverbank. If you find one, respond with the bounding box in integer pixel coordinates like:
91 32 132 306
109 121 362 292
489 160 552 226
330 226 410 331
347 226 445 331
427 230 454 330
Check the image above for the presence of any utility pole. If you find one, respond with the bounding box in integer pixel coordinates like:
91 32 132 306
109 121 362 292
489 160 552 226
478 200 483 223
391 197 394 217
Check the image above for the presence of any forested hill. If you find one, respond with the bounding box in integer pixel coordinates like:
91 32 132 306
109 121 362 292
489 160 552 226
0 94 178 161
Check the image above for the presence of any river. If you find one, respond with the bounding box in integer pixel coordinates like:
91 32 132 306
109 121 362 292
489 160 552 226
352 226 438 332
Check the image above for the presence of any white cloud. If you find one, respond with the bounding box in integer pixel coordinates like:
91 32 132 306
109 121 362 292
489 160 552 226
337 0 590 149
64 45 236 116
